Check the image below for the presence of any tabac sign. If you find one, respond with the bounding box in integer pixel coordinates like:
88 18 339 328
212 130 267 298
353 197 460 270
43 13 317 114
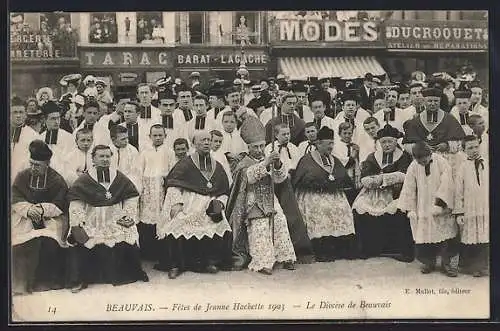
384 20 488 50
80 49 174 68
273 19 384 47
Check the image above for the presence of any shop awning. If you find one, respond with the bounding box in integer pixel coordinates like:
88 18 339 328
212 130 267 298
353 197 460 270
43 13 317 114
278 56 386 80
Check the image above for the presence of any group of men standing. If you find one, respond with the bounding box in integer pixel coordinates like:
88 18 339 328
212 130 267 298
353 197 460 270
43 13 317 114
11 71 489 295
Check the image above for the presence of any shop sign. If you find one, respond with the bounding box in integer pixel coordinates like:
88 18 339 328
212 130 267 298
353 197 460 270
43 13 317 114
273 19 384 47
175 48 268 67
80 49 174 68
384 20 488 50
10 33 70 59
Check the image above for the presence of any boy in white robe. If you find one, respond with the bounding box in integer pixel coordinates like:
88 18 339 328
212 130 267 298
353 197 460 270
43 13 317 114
264 124 301 173
210 130 232 185
333 122 361 197
166 138 190 175
332 89 371 147
374 87 409 133
468 114 488 160
138 124 172 261
454 135 489 277
359 116 380 163
297 122 317 157
72 101 112 146
449 90 474 135
399 141 458 277
219 111 248 160
109 125 140 190
64 128 94 185
157 90 187 149
187 95 216 142
120 101 151 153
310 97 336 131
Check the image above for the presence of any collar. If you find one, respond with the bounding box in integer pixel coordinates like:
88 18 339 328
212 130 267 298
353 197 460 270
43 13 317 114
88 166 117 188
374 147 403 169
419 109 445 131
190 151 216 180
310 150 335 173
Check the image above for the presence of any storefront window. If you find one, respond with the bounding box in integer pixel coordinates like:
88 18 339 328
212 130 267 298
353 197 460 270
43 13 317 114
10 12 78 58
414 11 434 20
233 12 260 45
460 11 487 21
189 12 205 43
137 12 164 44
89 12 118 43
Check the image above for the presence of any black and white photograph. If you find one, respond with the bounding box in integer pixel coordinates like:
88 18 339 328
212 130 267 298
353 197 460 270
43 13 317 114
9 9 489 322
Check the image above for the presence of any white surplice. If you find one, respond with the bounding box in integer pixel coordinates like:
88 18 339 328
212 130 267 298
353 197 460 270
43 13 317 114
138 144 172 225
11 126 40 183
398 153 458 244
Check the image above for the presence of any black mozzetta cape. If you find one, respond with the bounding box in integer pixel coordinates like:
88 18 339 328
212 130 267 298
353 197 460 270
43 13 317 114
164 155 229 197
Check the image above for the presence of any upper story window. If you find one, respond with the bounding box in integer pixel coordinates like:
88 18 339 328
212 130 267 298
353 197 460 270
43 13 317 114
188 12 205 43
233 12 260 45
460 11 487 20
89 12 118 43
10 12 78 58
137 12 165 44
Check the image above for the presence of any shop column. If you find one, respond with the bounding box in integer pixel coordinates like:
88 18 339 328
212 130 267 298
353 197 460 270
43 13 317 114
116 12 137 44
163 12 176 44
79 13 90 43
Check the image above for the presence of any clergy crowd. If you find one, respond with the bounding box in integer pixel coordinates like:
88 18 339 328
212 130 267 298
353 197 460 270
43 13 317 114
11 70 489 295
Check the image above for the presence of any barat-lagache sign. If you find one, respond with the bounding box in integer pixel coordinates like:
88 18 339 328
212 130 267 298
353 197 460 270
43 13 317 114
278 20 379 42
176 51 268 66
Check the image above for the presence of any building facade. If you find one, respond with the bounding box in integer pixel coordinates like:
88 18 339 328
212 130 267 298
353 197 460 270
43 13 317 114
10 10 488 98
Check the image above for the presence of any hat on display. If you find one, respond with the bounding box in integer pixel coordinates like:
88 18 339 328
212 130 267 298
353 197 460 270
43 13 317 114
60 73 82 87
95 79 107 87
26 99 42 116
73 94 86 106
189 71 200 79
83 75 96 85
36 87 54 102
155 76 172 87
251 85 263 92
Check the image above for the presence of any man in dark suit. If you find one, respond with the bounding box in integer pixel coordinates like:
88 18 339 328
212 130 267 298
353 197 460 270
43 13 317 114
359 73 375 113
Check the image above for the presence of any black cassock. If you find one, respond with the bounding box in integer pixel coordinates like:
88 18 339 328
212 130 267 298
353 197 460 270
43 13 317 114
353 149 415 260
